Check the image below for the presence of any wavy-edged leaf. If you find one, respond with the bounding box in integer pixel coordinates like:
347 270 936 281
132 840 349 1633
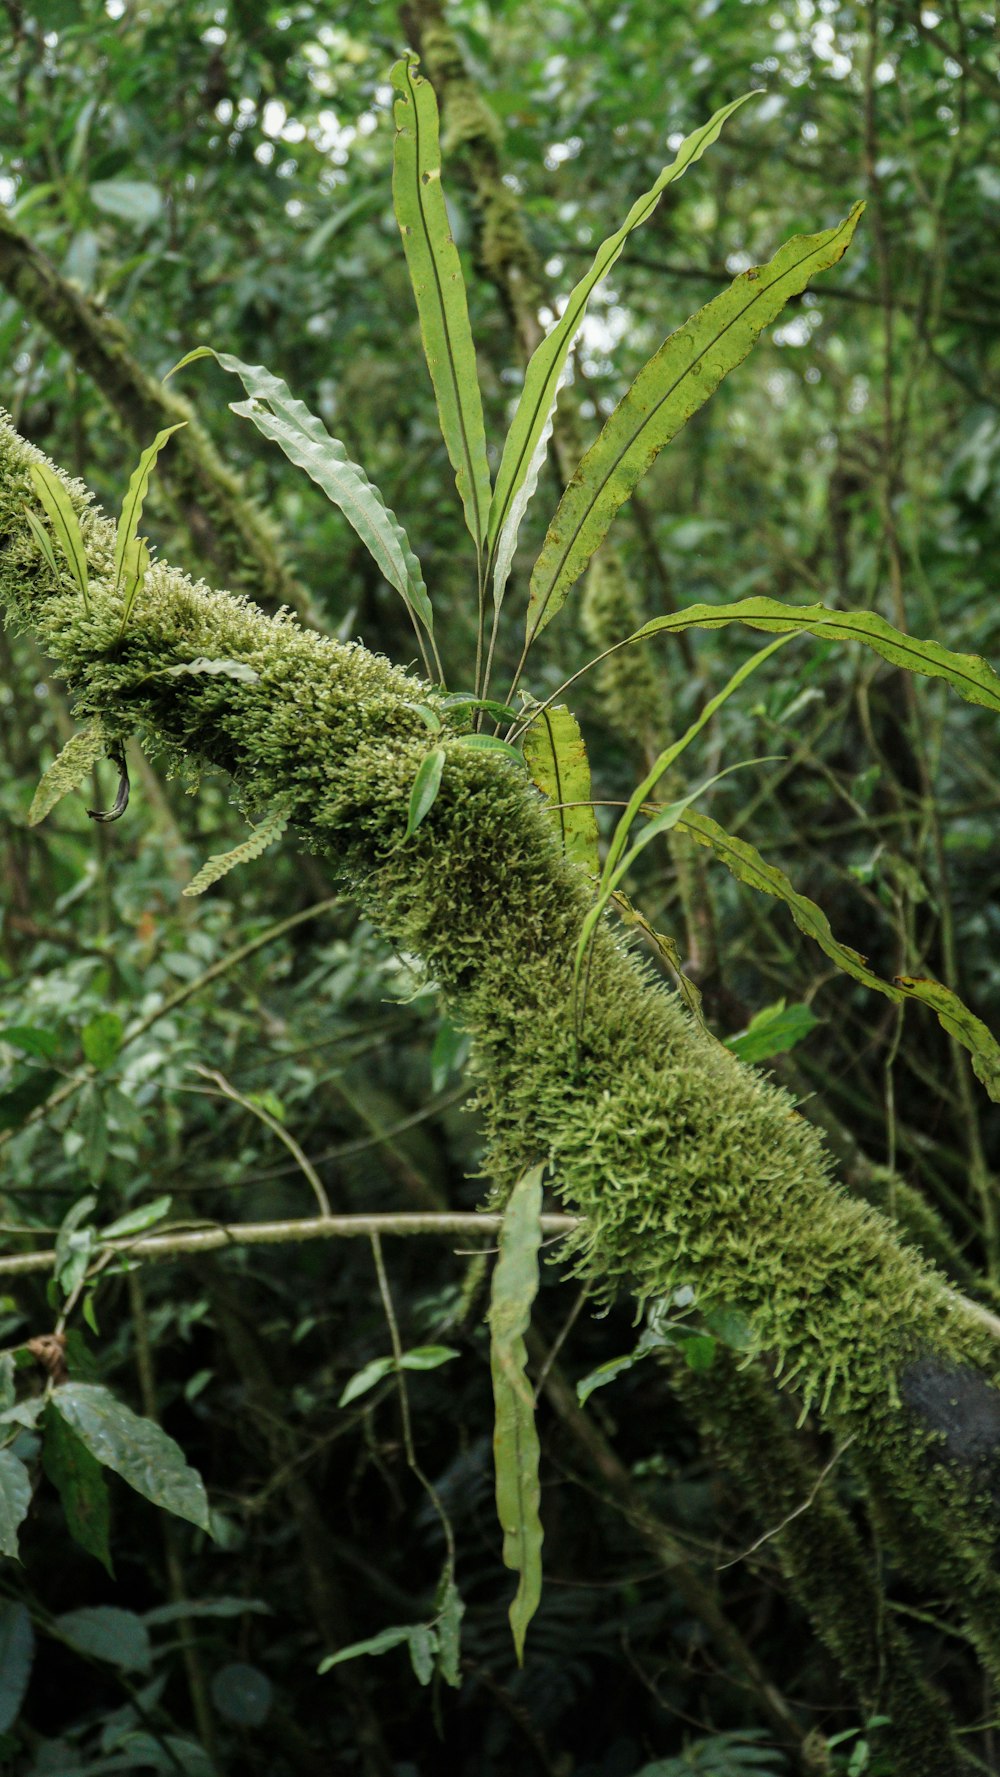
527 204 864 642
391 56 491 563
28 460 90 609
162 657 259 684
0 1449 31 1557
114 422 185 592
523 704 599 874
680 809 1000 1101
169 347 431 636
28 723 106 825
628 597 1000 714
50 1382 210 1531
183 805 289 897
489 92 755 607
489 1163 545 1665
0 1602 34 1731
405 747 446 840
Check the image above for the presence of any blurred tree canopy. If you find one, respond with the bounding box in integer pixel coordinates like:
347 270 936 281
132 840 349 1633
0 3 998 1774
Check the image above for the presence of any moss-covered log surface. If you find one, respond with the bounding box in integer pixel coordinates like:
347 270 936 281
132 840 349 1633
3 413 1000 1754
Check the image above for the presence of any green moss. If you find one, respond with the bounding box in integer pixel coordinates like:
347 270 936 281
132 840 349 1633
4 412 1000 1648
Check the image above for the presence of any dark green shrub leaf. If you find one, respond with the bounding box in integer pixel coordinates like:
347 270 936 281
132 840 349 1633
43 1405 113 1573
0 1602 34 1731
49 1383 211 1531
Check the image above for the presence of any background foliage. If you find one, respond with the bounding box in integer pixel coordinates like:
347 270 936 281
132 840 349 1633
0 1 998 1772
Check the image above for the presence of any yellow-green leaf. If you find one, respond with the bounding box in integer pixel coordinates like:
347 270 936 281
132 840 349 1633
488 92 755 608
527 204 864 643
391 56 491 564
523 704 599 875
28 724 106 826
680 810 1000 1102
183 805 289 897
629 597 1000 716
489 1163 545 1665
114 423 185 592
28 461 90 610
118 535 151 634
405 747 446 840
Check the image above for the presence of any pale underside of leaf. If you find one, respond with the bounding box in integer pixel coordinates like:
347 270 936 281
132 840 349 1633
527 202 865 642
522 704 599 874
679 809 1000 1101
168 346 430 633
489 1163 545 1664
488 91 755 602
28 723 107 826
391 56 491 563
183 806 289 897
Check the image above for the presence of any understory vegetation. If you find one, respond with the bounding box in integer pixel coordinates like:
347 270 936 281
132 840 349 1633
0 4 998 1775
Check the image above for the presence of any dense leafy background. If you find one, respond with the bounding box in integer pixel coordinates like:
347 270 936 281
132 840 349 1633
0 1 998 1773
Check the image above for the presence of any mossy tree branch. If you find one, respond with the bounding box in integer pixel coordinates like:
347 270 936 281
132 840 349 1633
3 416 1000 1743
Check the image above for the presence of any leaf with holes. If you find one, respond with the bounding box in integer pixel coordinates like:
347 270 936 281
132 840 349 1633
489 1163 545 1664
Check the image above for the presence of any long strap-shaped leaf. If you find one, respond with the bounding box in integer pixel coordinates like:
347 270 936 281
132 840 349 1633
628 598 1000 714
114 422 186 592
488 92 755 608
489 1163 545 1665
391 56 492 566
169 347 433 643
678 809 1000 1102
526 203 864 645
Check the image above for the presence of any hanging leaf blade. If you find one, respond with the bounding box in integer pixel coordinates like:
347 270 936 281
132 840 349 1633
489 92 755 605
527 203 864 642
489 1163 545 1664
183 805 290 897
49 1382 210 1531
28 723 107 825
523 704 600 874
0 1449 31 1558
43 1408 113 1573
391 56 491 563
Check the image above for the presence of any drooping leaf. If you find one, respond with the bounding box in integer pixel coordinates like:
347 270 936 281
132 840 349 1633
27 723 106 825
405 747 446 840
113 423 186 592
488 92 755 606
0 1067 60 1132
318 1624 428 1673
43 1407 113 1572
49 1382 211 1531
390 56 492 563
28 460 90 608
489 1163 545 1664
183 804 289 897
54 1192 98 1297
56 1607 152 1673
0 1602 34 1731
434 1572 464 1688
523 704 600 874
168 348 432 638
338 1356 397 1407
526 204 864 643
0 1449 31 1558
629 597 1000 716
680 810 1000 1101
725 1000 820 1065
